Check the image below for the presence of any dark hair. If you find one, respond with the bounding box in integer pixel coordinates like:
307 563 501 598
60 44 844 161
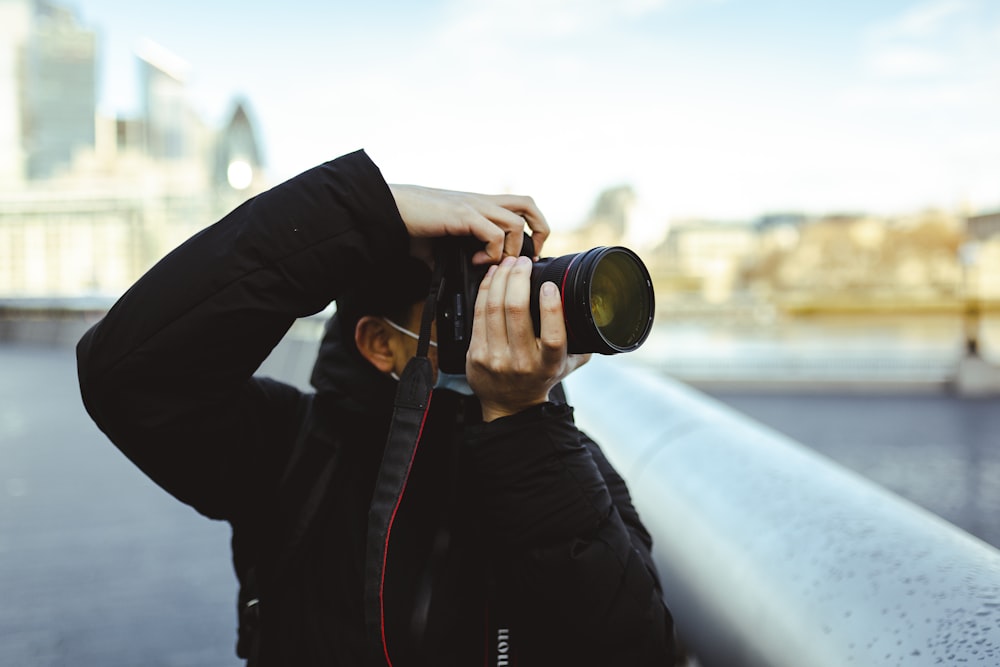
334 256 432 340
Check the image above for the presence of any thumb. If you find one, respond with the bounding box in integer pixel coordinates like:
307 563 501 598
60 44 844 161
538 281 567 369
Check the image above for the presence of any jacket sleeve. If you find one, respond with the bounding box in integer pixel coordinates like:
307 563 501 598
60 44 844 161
464 402 676 665
76 150 409 521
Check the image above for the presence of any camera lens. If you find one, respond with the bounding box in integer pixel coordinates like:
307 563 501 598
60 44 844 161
530 246 654 355
588 249 653 350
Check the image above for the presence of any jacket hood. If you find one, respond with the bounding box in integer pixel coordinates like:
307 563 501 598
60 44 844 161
309 313 398 417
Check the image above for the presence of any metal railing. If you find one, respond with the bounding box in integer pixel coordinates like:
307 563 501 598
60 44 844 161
564 358 1000 667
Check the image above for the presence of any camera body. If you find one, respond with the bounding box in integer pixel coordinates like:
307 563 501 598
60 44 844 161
434 236 655 376
434 237 493 376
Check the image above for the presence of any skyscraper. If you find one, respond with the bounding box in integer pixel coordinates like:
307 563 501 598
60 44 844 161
22 1 97 179
0 0 96 183
137 39 191 161
0 0 32 184
214 99 264 192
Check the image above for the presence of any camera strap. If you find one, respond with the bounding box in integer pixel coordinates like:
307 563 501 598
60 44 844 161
364 259 445 667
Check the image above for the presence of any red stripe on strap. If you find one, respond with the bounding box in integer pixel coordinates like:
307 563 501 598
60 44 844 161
379 391 434 666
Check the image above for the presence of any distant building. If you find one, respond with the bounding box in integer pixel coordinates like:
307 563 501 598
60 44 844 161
0 0 34 184
0 0 97 182
0 1 267 298
214 100 266 193
22 1 96 179
652 220 759 303
967 211 1000 242
966 211 1000 301
137 39 192 161
753 212 808 232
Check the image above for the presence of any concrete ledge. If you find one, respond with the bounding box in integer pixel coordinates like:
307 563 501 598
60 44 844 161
0 315 102 347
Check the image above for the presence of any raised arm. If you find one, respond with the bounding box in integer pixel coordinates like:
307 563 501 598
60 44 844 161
77 149 553 521
77 151 412 519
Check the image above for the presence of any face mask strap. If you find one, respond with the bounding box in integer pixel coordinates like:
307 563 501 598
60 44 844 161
414 259 445 359
382 318 438 348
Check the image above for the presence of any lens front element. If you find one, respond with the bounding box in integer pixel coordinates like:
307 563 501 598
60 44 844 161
581 247 653 352
588 249 653 351
529 245 655 355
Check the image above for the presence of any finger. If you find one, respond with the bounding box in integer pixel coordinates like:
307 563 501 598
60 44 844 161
521 210 549 258
505 257 535 351
472 203 529 263
469 264 498 358
538 280 567 370
503 229 524 260
484 256 517 347
529 228 548 258
492 194 550 256
472 215 524 264
466 215 507 265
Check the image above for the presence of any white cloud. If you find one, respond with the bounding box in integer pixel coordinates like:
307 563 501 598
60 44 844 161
885 0 969 38
862 0 975 79
840 80 982 110
439 0 673 41
852 0 998 114
869 46 951 77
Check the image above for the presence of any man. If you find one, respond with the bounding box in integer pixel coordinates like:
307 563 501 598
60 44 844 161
77 150 676 665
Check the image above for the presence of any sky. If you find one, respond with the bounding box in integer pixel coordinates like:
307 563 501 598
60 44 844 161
70 0 1000 243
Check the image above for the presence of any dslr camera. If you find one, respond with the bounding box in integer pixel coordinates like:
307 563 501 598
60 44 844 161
434 236 655 375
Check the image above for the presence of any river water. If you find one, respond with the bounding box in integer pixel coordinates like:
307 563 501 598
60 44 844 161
632 312 1000 384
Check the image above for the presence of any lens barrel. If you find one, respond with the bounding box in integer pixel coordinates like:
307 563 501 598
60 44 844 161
530 246 655 355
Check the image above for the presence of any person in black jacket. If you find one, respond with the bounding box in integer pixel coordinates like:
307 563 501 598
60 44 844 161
76 150 677 666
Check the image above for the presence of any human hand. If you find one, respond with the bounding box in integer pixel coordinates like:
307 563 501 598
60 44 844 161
467 255 591 422
388 185 549 264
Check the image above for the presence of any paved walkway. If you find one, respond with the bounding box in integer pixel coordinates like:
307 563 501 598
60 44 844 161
1 344 241 667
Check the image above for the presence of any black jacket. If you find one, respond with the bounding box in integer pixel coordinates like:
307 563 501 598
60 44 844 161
76 150 676 666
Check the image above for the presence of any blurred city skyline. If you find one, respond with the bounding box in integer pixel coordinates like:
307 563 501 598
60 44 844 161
1 0 999 309
64 0 1000 235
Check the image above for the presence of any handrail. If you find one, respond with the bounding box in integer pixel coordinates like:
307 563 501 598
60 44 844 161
564 358 1000 667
